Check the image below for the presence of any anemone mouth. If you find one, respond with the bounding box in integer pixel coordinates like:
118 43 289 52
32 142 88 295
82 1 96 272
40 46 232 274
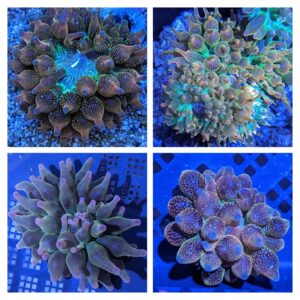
159 7 292 146
54 44 99 93
10 8 147 144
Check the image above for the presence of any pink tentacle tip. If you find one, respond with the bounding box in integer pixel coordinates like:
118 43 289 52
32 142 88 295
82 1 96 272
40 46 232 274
56 239 66 249
16 241 22 249
118 206 125 215
71 246 81 254
113 195 121 202
60 177 67 185
123 277 130 284
112 267 121 276
61 214 68 225
37 248 44 256
68 219 75 226
66 157 73 164
8 211 15 218
13 191 19 199
88 200 96 207
42 252 50 260
78 197 86 206
36 200 43 208
94 223 106 234
59 160 65 167
29 175 37 182
86 157 94 164
134 219 142 226
35 217 42 225
76 212 84 220
83 220 91 228
87 202 96 212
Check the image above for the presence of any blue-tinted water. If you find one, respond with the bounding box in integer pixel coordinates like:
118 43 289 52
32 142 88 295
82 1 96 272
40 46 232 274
153 153 292 292
8 153 147 292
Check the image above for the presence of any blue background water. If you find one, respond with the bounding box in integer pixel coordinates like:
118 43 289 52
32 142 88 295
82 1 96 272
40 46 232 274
153 153 292 292
8 153 147 292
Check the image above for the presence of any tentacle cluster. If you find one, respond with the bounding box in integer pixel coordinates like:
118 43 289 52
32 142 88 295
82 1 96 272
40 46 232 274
10 8 146 144
8 157 146 291
161 8 292 146
164 166 290 286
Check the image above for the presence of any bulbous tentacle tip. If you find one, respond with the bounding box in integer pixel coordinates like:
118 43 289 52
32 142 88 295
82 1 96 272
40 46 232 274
53 128 61 137
32 58 38 66
105 284 114 292
127 93 143 109
7 211 15 220
94 121 105 130
28 175 36 182
133 219 142 226
137 249 147 257
121 275 130 284
111 267 121 276
60 214 68 226
36 248 43 256
269 272 280 282
116 87 125 95
30 35 38 43
176 235 202 264
85 170 93 178
37 163 44 170
207 231 217 241
87 199 96 209
42 252 50 260
106 60 114 68
32 107 41 115
34 217 42 226
36 200 43 208
70 246 79 254
112 194 120 201
55 239 67 249
82 90 89 97
239 273 250 280
12 191 20 200
76 76 97 98
58 160 65 167
81 135 90 144
62 106 70 114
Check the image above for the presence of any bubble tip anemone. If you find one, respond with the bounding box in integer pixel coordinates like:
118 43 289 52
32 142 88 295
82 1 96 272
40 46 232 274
9 157 146 291
164 164 290 286
160 8 292 146
10 8 146 144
